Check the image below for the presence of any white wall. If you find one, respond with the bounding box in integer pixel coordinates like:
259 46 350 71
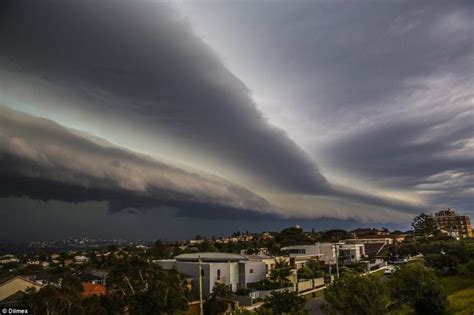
175 260 266 295
242 261 266 285
317 243 337 265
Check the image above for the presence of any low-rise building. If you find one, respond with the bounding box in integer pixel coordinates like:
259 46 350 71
345 238 393 245
338 243 365 264
244 255 278 276
156 252 267 297
282 244 334 266
282 243 366 265
82 283 107 297
345 238 391 257
0 276 43 302
74 255 89 264
77 270 108 285
0 255 20 265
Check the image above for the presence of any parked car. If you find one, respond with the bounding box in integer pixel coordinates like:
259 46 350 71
384 266 396 275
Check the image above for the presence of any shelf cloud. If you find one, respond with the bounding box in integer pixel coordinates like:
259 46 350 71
0 0 329 195
0 106 274 218
0 0 472 239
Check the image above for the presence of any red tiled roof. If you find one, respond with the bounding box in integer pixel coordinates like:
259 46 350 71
82 282 107 297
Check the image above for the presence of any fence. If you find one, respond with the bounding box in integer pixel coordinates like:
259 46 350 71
297 277 324 292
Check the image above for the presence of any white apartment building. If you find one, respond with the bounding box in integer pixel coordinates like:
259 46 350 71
282 243 366 265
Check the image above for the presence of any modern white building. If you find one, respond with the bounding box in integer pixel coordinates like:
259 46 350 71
156 252 266 297
244 255 279 276
338 243 365 264
345 238 393 245
282 243 366 265
282 244 335 266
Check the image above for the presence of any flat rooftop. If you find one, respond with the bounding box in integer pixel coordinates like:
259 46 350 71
174 252 248 262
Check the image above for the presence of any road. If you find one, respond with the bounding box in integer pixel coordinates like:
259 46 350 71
306 297 325 315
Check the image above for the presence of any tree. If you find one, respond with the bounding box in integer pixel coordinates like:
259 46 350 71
60 274 84 315
28 285 71 315
322 274 390 315
420 240 469 275
82 296 107 315
205 283 234 314
198 239 218 252
412 213 437 240
457 259 474 276
209 282 233 300
106 258 189 314
320 229 352 242
389 262 448 315
27 275 84 315
270 258 292 287
298 260 322 280
388 240 419 260
306 260 322 277
150 240 169 259
275 227 311 246
338 266 356 278
297 266 314 280
264 290 306 315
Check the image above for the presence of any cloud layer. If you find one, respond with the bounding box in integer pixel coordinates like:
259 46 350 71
0 106 275 217
177 0 474 214
0 0 472 240
0 0 328 194
0 107 417 226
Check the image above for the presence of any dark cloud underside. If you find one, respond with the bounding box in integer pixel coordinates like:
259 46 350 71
0 0 328 194
0 107 275 219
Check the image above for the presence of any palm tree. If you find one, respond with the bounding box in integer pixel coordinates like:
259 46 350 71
270 258 291 287
206 283 234 314
210 282 233 301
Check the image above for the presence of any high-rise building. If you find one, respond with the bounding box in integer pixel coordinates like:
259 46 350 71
433 209 472 239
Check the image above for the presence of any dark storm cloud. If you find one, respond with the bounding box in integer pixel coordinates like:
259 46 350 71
0 0 329 194
177 0 473 214
0 106 276 219
0 107 419 224
0 197 409 241
324 104 474 211
182 0 472 120
1 0 471 232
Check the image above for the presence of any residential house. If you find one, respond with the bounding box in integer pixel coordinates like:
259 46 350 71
338 244 365 264
77 270 108 285
82 283 107 297
244 255 279 276
74 255 89 264
156 252 266 297
0 276 43 302
0 255 20 265
345 238 393 245
282 244 334 266
345 238 392 257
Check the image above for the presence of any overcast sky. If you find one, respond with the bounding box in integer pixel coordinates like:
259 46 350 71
0 0 472 240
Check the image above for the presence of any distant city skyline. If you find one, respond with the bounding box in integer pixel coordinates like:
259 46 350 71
0 0 472 240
